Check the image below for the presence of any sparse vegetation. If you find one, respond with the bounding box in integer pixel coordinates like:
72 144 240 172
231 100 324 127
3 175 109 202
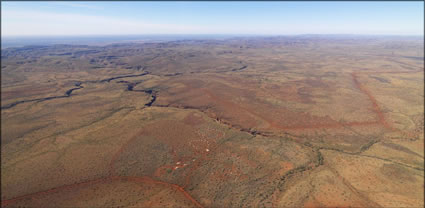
1 36 423 207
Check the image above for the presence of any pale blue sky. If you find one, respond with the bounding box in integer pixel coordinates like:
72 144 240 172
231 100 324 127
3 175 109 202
2 1 424 36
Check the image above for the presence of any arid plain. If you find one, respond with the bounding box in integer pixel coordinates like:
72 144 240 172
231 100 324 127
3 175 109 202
1 36 424 207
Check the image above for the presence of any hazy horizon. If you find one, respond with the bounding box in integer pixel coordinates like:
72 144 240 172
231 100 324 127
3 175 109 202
3 33 425 38
2 2 424 207
3 33 423 49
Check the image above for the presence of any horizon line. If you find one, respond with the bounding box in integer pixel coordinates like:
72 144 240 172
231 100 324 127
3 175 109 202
3 33 424 38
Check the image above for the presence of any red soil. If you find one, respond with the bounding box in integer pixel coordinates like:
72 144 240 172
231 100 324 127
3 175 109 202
205 70 422 132
351 72 390 128
1 176 203 208
3 69 422 207
3 128 205 208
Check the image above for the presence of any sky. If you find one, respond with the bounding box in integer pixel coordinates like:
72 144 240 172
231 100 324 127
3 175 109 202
1 1 424 36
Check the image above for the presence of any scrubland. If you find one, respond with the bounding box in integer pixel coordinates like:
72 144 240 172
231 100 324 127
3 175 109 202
1 36 424 207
